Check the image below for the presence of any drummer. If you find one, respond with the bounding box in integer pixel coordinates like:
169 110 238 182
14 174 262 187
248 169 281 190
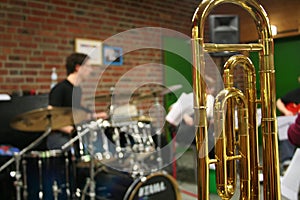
46 52 108 150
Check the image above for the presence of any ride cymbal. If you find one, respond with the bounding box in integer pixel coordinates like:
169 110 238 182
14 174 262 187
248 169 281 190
10 106 88 132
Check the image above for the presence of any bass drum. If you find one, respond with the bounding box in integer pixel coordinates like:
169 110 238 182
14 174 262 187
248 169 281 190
124 172 181 200
78 168 181 200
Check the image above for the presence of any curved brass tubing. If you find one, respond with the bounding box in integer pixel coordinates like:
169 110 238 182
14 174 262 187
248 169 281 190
191 0 280 199
223 55 260 199
214 86 250 199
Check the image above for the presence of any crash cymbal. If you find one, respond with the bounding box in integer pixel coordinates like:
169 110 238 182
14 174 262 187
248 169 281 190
10 106 88 132
92 85 182 102
132 84 182 102
92 93 139 102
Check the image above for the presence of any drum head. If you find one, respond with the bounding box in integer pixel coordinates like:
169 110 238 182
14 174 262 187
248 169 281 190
124 172 181 200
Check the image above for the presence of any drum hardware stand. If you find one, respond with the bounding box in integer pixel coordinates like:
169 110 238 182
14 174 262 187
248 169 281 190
119 125 133 160
141 122 155 152
63 120 101 200
108 87 126 160
0 116 53 200
80 122 99 200
52 181 61 200
153 95 164 171
61 121 95 200
132 124 145 152
100 128 113 160
109 87 115 117
61 124 94 200
112 126 124 160
22 159 28 200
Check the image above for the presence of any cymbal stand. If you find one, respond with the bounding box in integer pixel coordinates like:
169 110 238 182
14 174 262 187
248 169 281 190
61 119 103 151
62 120 102 200
112 126 123 159
153 95 163 170
140 122 155 152
130 126 141 175
22 159 28 199
131 124 144 152
109 87 115 117
80 121 99 200
100 126 113 160
0 115 53 200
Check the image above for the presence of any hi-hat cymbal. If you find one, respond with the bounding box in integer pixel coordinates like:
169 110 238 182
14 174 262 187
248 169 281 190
10 106 88 132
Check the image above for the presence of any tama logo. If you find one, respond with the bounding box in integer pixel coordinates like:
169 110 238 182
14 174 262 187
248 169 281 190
138 181 167 197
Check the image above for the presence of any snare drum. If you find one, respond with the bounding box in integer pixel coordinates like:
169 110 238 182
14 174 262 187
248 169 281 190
22 150 75 200
77 168 181 200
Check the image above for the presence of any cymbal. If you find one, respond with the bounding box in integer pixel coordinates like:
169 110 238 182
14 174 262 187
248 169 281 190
10 106 88 132
92 93 139 102
131 84 182 102
131 115 152 123
91 84 182 102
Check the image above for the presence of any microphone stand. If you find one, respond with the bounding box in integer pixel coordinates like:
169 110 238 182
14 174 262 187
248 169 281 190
0 115 53 200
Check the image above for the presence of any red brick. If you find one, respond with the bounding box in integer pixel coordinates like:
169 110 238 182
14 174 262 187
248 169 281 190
19 42 38 49
25 63 43 68
29 57 46 62
43 51 60 57
5 63 24 68
27 2 46 9
27 16 45 23
13 49 32 55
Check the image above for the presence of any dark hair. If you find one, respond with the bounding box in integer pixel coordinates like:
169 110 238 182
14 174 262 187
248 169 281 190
66 53 90 75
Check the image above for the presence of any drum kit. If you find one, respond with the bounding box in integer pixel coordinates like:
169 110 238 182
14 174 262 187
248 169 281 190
0 85 183 200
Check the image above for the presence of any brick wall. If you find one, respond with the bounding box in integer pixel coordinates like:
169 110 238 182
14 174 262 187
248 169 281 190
0 0 199 112
1 0 297 113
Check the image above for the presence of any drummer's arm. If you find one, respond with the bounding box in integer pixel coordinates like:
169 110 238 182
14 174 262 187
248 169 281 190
276 98 294 116
58 125 75 135
94 111 108 119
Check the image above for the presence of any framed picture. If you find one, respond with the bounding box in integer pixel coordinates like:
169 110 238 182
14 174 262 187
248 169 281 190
75 38 103 65
103 46 123 66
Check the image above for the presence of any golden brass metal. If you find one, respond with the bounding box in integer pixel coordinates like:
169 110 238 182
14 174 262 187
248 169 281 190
191 0 281 199
214 80 250 199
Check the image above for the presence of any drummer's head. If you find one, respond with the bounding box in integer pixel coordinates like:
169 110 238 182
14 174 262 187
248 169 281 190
66 53 90 76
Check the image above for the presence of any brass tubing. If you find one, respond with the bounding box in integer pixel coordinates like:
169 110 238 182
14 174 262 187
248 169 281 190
191 0 281 199
214 85 250 199
192 29 210 199
203 43 263 52
223 55 259 199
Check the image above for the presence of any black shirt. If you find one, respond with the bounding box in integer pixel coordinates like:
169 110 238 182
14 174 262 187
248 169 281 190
49 79 82 109
47 79 84 150
281 88 300 105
